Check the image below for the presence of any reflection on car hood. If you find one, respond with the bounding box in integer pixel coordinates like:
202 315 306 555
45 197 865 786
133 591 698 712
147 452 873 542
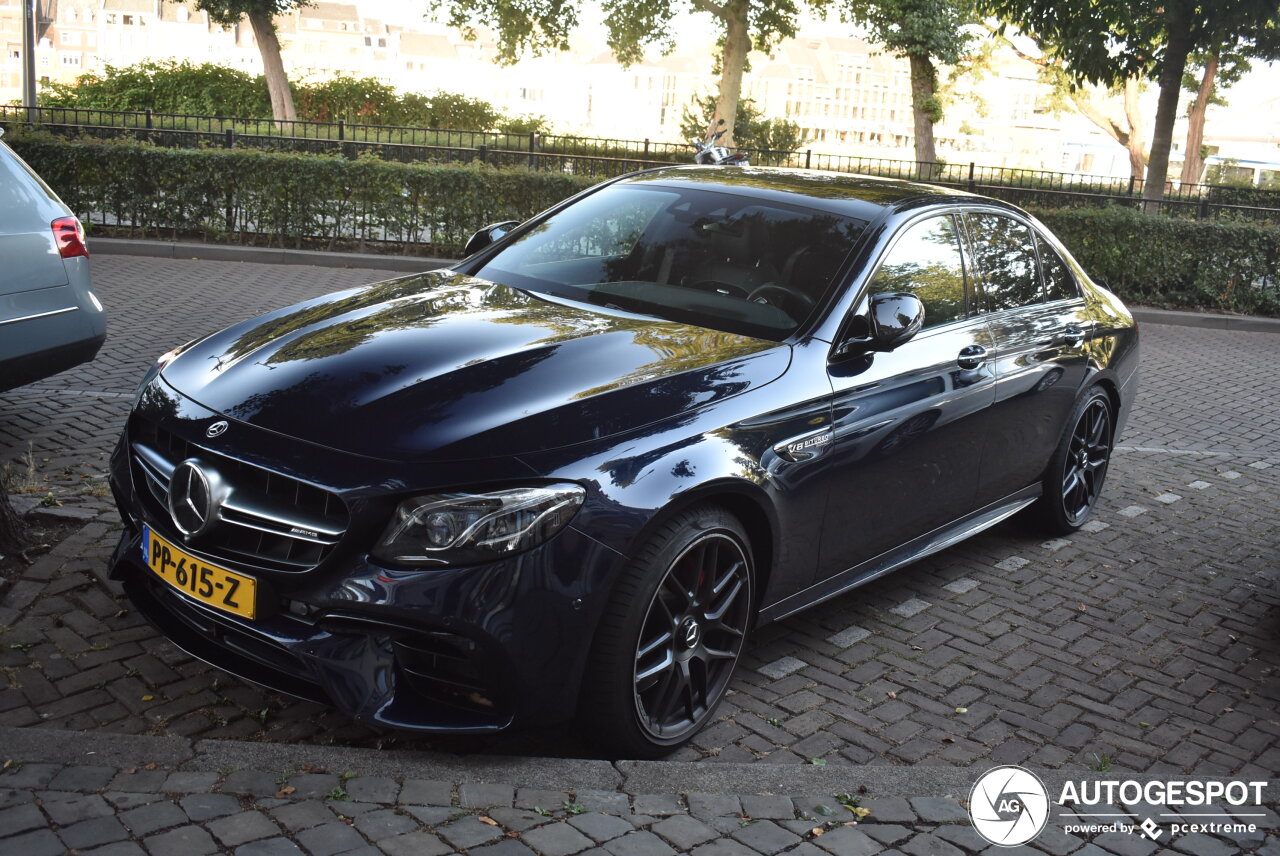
162 271 790 461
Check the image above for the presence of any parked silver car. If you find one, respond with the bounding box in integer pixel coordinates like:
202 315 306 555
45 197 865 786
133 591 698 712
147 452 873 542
0 129 106 392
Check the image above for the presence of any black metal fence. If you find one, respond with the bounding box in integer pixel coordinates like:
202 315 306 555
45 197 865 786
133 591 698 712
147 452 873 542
4 105 1279 221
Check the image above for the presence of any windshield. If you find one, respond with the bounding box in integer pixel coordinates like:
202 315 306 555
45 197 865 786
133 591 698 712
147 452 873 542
473 184 867 340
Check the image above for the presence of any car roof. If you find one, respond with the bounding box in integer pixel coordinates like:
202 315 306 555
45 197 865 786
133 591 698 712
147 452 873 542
620 165 997 222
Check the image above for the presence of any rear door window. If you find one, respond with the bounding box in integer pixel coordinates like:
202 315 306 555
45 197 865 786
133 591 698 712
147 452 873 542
1036 234 1079 302
965 213 1041 313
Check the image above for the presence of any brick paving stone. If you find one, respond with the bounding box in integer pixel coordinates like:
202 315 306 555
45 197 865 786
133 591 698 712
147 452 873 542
351 808 416 840
517 788 571 812
730 819 800 854
160 772 218 793
862 798 916 824
633 794 684 816
471 840 539 856
898 832 964 856
119 800 187 836
223 770 282 797
759 657 808 679
827 626 872 648
81 842 147 856
811 826 882 856
689 841 765 856
108 770 168 792
651 814 719 849
343 777 398 804
521 821 597 856
576 790 630 814
889 599 931 618
908 797 967 823
461 782 515 808
295 821 368 856
207 810 281 847
1090 831 1159 856
740 795 795 820
42 792 114 824
1170 832 1235 856
570 812 635 842
376 831 453 856
687 793 741 819
144 824 219 856
0 802 45 836
58 815 129 850
48 764 117 791
602 830 677 856
180 793 243 821
235 838 306 856
398 779 453 806
271 800 337 832
0 828 66 856
439 814 505 849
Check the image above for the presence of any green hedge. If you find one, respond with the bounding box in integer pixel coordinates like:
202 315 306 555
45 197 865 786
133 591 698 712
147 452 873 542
8 135 595 256
1033 206 1280 316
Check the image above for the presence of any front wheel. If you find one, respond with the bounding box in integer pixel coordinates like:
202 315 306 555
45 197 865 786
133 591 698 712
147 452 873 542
580 506 754 758
1027 386 1114 535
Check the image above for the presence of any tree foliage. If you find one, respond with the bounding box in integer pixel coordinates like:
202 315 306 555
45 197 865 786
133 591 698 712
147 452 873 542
430 0 829 147
840 0 975 167
39 61 538 131
678 94 806 152
980 0 1280 202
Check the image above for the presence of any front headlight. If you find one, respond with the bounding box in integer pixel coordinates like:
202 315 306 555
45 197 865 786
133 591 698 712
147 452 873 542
372 484 586 566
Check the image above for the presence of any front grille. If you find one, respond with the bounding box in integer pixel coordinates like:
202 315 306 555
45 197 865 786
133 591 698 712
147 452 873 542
393 632 506 715
131 420 349 572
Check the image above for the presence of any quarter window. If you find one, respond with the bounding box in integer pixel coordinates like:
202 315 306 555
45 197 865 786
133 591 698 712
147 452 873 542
966 213 1041 312
1036 234 1078 302
868 214 967 329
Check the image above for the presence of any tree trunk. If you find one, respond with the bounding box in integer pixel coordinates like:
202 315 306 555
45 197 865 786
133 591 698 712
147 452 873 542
247 8 296 122
1180 51 1218 186
712 0 751 148
0 477 28 558
1143 3 1195 207
1122 78 1147 181
908 54 939 178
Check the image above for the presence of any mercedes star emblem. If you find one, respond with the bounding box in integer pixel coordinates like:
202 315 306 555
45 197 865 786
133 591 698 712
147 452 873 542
206 420 229 438
168 460 221 538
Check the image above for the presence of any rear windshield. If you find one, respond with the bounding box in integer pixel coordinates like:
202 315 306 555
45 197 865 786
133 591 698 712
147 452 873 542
474 184 866 340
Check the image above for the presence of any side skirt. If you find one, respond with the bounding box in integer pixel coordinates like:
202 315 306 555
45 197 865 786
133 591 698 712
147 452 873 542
758 485 1041 624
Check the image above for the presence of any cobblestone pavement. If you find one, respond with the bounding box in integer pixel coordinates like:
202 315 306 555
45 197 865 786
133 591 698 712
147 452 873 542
1 256 1277 780
2 727 1278 856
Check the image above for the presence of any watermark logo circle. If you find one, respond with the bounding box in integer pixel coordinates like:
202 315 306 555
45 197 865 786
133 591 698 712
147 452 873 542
968 765 1051 847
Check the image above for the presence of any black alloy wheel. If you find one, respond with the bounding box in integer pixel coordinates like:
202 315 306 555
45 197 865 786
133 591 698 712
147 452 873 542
1062 396 1112 526
632 531 752 741
581 506 754 758
1027 386 1114 535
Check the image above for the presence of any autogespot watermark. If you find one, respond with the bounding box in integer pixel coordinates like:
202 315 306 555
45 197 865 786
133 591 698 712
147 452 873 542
967 765 1269 847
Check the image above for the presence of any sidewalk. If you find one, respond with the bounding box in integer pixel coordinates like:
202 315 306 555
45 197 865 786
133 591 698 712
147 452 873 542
3 726 1277 856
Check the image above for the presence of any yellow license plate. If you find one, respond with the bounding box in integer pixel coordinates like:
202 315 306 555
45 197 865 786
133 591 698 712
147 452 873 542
141 526 257 619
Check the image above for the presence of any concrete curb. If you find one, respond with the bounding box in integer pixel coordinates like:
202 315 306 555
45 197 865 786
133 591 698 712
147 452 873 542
1131 306 1280 334
93 237 450 274
94 237 1280 333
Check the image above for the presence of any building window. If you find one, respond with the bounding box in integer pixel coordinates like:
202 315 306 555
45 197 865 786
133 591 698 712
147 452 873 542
61 53 80 66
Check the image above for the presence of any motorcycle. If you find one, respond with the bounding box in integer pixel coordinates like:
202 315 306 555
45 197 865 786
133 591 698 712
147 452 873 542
692 118 750 166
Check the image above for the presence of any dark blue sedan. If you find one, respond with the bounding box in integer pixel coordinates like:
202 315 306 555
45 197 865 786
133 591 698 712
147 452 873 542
107 166 1139 757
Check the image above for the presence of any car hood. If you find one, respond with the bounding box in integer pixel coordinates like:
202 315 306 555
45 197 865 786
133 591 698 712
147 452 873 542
162 271 790 461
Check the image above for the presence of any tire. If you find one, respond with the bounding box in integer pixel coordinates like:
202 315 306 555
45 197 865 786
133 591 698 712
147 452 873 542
1026 386 1115 535
580 505 754 758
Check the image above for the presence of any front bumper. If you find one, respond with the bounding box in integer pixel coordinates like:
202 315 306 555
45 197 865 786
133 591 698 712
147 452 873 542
108 389 626 733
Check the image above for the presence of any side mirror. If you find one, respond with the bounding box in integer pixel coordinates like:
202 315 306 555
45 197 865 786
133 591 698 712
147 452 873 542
464 220 519 257
840 292 925 354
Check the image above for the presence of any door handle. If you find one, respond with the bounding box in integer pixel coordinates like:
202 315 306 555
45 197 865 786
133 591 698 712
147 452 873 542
1060 325 1086 346
957 345 988 369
